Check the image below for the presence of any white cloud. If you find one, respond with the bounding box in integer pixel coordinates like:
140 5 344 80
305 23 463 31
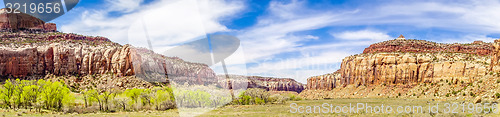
439 34 498 44
106 0 144 13
331 30 393 41
304 35 319 40
336 1 500 33
238 0 347 63
60 0 244 47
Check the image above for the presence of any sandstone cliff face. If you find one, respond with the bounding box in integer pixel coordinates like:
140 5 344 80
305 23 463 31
306 70 341 90
490 40 500 72
0 32 218 86
218 75 305 93
363 39 492 56
0 41 134 77
164 56 217 85
0 8 56 31
339 52 488 86
305 39 492 91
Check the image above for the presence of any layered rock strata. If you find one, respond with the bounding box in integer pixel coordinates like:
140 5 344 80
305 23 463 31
0 33 218 86
363 39 492 56
306 70 341 90
218 75 305 93
0 8 57 31
306 39 492 91
339 52 488 86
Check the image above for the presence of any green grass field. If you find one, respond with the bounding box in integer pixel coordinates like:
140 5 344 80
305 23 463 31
1 98 498 117
200 98 498 117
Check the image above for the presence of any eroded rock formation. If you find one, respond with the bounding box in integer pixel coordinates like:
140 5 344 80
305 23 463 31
0 32 218 86
339 52 488 86
218 75 305 93
306 70 341 90
0 8 57 31
305 39 492 91
363 39 492 56
490 40 500 72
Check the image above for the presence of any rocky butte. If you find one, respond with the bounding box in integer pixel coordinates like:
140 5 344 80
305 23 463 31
301 35 500 100
0 9 303 92
0 8 56 32
218 75 305 93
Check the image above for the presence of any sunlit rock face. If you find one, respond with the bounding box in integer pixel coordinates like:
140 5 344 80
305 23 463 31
217 75 305 93
305 39 494 91
339 52 488 86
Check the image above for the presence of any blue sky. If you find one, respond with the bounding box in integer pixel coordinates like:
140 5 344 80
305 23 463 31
6 0 500 83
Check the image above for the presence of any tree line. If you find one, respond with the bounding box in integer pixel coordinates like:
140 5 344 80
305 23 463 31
0 79 74 112
0 79 301 113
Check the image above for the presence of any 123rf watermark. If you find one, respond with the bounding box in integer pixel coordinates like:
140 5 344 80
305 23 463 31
290 103 499 114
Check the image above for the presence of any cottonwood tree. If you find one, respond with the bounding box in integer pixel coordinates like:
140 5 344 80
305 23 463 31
100 89 116 111
125 88 143 110
0 80 14 109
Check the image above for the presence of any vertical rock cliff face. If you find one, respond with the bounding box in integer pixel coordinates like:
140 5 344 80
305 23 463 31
305 39 493 91
217 75 305 93
339 52 488 86
306 70 341 90
0 33 218 86
0 42 135 77
0 8 56 31
490 40 500 72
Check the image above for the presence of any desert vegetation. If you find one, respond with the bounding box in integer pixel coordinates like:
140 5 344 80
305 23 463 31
0 79 300 115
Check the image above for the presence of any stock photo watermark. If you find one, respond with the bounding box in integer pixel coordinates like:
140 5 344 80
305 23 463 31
290 102 499 114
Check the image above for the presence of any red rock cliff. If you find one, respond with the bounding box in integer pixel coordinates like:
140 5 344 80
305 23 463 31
0 32 218 85
218 75 305 93
306 39 492 91
0 8 57 31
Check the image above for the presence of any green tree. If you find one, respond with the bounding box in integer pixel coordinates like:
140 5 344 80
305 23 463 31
140 89 152 106
100 90 116 111
83 89 97 108
125 88 142 110
40 80 73 111
12 79 28 110
87 89 103 111
21 85 39 111
0 80 15 109
151 89 171 110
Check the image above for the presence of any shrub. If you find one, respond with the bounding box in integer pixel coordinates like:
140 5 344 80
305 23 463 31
150 87 175 110
0 79 74 111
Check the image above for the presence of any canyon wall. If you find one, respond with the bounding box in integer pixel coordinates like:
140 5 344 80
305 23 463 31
306 71 341 91
0 37 217 85
490 40 500 72
218 75 305 93
0 8 57 31
306 39 493 91
339 52 488 86
363 39 492 56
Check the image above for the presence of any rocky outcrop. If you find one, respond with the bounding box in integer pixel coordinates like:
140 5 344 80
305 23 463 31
363 39 492 56
218 75 305 93
0 8 56 31
490 40 500 72
306 70 341 90
305 39 492 91
0 32 218 86
0 42 134 77
339 52 488 86
301 39 500 100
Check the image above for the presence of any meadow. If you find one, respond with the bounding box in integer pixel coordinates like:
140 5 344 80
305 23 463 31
2 98 497 116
